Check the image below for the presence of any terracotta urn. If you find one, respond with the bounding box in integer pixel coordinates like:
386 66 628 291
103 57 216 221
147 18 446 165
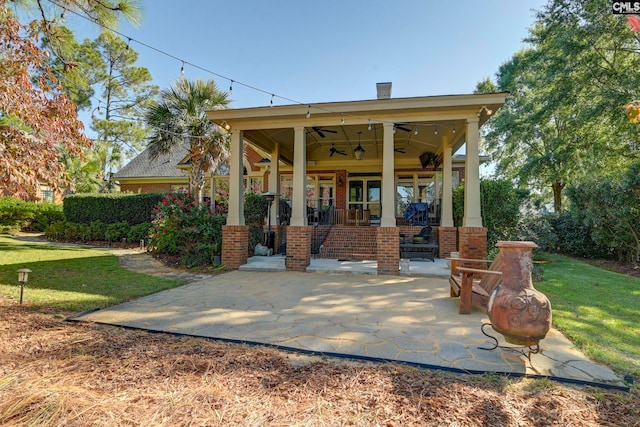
487 241 552 346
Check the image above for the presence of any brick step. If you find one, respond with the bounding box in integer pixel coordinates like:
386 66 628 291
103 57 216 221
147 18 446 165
317 226 378 260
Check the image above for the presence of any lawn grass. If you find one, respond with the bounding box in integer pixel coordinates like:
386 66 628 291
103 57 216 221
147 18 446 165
0 235 183 313
536 253 640 377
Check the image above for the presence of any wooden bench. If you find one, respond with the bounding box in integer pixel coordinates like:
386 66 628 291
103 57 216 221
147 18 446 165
448 252 503 314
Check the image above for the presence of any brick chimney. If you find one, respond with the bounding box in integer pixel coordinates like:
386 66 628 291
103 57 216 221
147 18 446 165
376 82 392 99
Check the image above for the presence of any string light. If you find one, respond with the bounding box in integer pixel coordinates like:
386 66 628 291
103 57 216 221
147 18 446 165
46 0 477 138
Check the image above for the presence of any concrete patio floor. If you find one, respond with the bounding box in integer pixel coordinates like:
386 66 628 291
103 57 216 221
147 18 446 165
72 257 626 390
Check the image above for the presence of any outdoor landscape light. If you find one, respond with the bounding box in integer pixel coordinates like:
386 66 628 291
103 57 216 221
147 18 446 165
16 268 31 305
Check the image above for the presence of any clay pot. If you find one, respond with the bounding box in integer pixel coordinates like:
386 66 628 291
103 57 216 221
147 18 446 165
487 241 552 346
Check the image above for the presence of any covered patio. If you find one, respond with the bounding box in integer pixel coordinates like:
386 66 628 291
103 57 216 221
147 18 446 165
207 86 508 274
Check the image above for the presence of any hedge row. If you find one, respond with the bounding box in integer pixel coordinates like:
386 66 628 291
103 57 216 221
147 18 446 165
63 193 164 225
0 197 64 232
45 220 152 244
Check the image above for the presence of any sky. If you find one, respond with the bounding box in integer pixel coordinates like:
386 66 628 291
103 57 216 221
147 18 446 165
67 0 549 109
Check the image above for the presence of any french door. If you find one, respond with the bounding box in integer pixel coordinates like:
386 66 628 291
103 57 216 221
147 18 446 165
348 178 381 224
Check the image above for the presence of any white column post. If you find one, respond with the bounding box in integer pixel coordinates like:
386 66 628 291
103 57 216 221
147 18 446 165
441 145 454 227
269 143 280 225
290 126 307 226
463 118 482 227
380 122 396 227
227 130 245 225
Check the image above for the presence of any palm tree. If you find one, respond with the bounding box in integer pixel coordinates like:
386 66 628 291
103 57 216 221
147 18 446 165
145 78 230 203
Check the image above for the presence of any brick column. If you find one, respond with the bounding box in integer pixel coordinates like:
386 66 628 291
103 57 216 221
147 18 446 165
438 226 457 258
458 227 487 260
222 225 249 269
286 226 312 272
377 227 400 275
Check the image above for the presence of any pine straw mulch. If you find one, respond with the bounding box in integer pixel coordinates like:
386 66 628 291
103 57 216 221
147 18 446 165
1 302 638 427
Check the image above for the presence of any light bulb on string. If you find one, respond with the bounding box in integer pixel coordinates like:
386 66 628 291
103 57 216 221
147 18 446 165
126 38 131 51
270 94 274 107
341 114 345 125
414 127 418 136
180 61 185 76
306 106 311 119
434 126 438 135
452 125 456 134
368 119 372 131
229 80 234 95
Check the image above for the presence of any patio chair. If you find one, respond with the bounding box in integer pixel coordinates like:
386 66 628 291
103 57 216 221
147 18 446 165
448 252 503 314
413 225 433 242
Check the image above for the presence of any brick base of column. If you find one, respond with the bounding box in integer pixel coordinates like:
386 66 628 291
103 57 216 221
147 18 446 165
458 227 487 260
438 226 457 258
222 225 249 269
377 227 400 275
285 226 313 272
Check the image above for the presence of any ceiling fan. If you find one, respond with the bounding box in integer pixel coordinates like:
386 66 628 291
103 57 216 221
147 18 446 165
329 143 347 157
394 123 411 133
308 126 338 138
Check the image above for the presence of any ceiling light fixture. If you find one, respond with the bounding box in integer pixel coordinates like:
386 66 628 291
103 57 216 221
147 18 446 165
354 131 365 160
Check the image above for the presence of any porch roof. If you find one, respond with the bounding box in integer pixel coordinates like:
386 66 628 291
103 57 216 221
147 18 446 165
206 92 508 166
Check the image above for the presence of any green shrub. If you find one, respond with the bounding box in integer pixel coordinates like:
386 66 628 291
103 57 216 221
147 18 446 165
44 221 69 240
88 220 107 241
63 193 163 225
516 213 558 252
27 207 65 232
105 221 130 242
549 212 611 259
244 193 269 251
453 179 527 252
128 223 152 243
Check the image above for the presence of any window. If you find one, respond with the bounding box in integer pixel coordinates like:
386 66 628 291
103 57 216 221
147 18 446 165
40 188 54 203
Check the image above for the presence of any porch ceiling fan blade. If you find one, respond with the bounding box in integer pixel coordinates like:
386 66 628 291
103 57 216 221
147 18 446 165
329 144 347 157
310 126 338 138
394 123 411 133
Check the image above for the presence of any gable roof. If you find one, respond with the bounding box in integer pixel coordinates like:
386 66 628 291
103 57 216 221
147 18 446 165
114 142 190 179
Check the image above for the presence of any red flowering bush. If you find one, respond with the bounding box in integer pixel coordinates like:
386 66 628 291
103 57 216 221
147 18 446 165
149 192 226 266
